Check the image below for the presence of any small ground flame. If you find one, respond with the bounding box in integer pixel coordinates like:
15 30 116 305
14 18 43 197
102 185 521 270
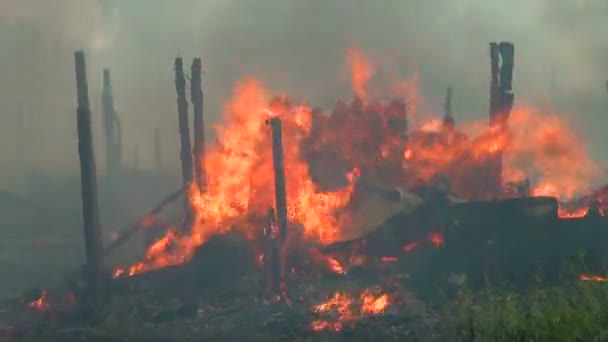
310 288 389 332
579 274 608 282
27 291 49 312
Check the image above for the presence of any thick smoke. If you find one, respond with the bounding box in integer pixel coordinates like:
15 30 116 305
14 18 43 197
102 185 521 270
0 0 607 188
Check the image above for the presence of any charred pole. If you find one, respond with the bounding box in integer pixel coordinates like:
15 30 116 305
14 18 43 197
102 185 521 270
174 57 194 229
267 117 288 243
74 51 104 310
191 58 206 191
154 127 162 171
443 86 455 131
264 207 280 294
267 117 288 295
489 42 515 196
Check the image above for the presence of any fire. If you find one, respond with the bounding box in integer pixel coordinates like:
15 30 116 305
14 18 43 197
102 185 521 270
115 80 356 277
310 288 390 332
28 291 49 312
403 241 419 252
428 232 444 248
380 256 398 263
579 274 608 282
347 48 374 100
361 290 389 314
311 248 347 275
115 47 605 278
558 206 589 219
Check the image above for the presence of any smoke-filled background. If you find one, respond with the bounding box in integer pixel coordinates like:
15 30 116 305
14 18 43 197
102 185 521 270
0 0 607 188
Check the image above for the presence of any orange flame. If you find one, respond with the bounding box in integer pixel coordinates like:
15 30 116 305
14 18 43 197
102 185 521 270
311 288 389 332
28 291 49 312
115 47 605 278
579 274 608 282
347 48 374 100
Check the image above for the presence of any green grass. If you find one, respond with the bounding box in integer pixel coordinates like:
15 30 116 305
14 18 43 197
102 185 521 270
438 280 608 341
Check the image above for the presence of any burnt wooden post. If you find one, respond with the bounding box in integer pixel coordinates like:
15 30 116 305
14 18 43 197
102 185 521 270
267 117 288 296
74 51 104 310
154 127 162 171
267 117 288 243
175 57 194 229
488 42 515 197
443 86 455 131
191 58 206 191
263 207 280 294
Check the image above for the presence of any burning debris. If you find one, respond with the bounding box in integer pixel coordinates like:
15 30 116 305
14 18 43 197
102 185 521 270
310 288 390 332
6 42 608 341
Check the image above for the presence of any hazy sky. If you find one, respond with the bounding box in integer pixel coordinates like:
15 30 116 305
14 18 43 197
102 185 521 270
0 0 607 188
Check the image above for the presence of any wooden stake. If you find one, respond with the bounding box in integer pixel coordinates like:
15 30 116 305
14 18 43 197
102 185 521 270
74 51 104 311
174 57 194 228
191 58 206 192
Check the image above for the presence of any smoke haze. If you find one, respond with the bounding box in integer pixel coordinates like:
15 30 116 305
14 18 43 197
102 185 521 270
1 0 607 190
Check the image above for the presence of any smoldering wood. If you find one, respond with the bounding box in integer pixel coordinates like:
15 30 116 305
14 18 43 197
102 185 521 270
154 127 162 171
190 58 206 192
174 57 194 228
74 50 105 310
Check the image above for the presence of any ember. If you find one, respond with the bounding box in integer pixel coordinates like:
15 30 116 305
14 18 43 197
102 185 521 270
310 288 390 332
27 291 49 312
579 274 608 282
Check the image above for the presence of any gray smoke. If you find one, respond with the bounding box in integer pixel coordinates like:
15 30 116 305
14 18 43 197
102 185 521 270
0 0 607 188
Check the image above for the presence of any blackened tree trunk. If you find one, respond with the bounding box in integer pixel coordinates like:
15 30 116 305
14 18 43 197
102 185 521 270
174 57 194 229
191 58 206 192
74 51 104 311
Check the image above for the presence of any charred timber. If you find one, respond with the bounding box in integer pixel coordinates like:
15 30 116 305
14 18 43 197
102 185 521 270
74 51 105 310
174 57 194 228
191 58 206 191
